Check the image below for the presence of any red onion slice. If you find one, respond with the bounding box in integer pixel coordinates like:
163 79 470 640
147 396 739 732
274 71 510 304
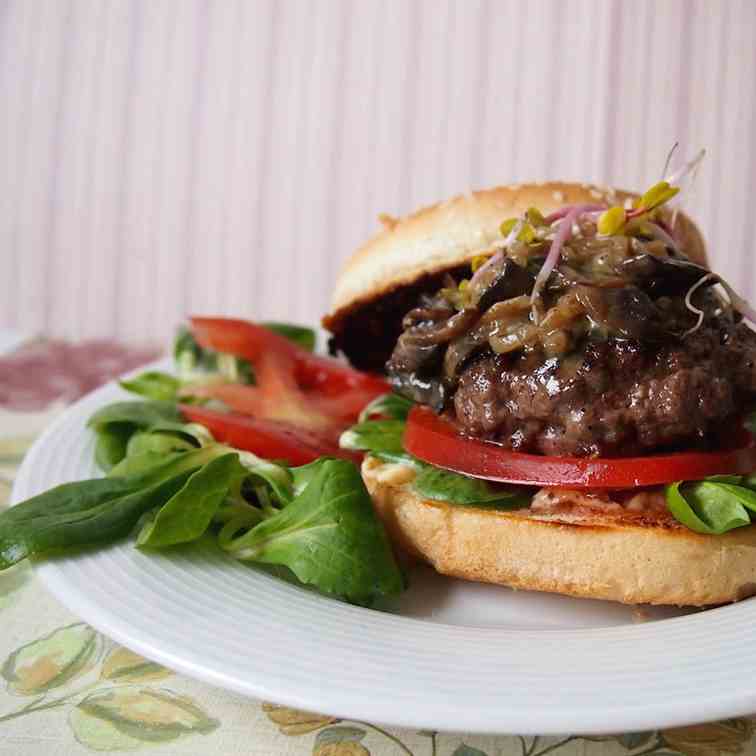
530 204 606 320
544 203 606 225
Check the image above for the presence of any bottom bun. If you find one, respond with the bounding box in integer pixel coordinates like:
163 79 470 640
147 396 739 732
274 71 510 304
361 457 756 606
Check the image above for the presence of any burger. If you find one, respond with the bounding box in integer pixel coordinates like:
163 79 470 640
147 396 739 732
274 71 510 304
324 175 756 606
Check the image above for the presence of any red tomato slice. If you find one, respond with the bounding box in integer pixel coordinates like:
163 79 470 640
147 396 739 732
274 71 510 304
183 381 344 437
404 406 756 489
189 317 389 425
190 317 297 364
190 317 388 395
180 405 360 466
183 317 390 465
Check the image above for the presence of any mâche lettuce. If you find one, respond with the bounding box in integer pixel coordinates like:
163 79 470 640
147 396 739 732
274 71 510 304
2 400 403 606
341 396 532 510
665 478 756 535
0 324 402 608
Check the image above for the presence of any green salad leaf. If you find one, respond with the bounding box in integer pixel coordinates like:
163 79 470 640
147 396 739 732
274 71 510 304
0 448 218 569
261 322 316 352
88 401 195 472
138 453 247 547
222 459 404 606
119 372 181 402
237 451 294 505
93 423 134 472
341 397 533 510
88 400 184 431
125 430 196 460
290 459 327 496
358 392 414 422
339 419 411 464
665 480 755 535
413 466 532 509
2 395 405 607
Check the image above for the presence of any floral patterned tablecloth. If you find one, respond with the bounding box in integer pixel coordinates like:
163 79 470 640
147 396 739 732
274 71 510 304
1 343 756 755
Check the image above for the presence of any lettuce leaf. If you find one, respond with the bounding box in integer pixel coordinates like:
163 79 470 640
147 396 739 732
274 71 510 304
221 459 404 606
666 480 753 534
341 397 532 510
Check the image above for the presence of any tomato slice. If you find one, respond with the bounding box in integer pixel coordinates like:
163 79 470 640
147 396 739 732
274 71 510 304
180 405 360 466
182 317 389 465
191 317 388 391
404 406 756 489
189 317 389 422
190 317 297 363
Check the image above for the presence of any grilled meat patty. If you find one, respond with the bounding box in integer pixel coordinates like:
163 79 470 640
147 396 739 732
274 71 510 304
453 322 756 456
386 235 756 456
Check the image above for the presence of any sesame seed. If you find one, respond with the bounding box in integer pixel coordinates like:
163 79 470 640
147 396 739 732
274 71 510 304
589 189 603 199
552 190 565 202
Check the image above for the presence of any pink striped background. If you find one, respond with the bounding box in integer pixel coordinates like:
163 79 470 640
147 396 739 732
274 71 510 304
2 0 755 346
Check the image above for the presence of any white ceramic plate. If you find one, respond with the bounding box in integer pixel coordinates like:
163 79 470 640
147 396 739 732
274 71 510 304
12 365 756 735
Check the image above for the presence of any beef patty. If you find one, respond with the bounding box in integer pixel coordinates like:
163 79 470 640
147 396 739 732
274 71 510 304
384 233 756 457
453 323 756 456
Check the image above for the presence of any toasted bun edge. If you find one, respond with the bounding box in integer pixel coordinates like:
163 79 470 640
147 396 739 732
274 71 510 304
323 182 707 335
362 457 756 606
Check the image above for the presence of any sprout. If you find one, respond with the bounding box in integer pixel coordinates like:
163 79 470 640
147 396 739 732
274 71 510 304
713 277 756 328
500 218 518 236
529 204 605 322
661 141 680 180
499 216 536 244
682 271 756 338
519 222 537 244
470 255 491 273
526 206 547 226
665 148 706 185
597 206 626 236
683 273 717 338
638 181 680 212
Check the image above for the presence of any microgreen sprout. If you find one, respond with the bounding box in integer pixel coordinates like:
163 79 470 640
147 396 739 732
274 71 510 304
499 218 518 236
597 206 626 236
470 254 491 273
526 207 547 227
665 147 706 186
529 204 606 322
661 141 680 180
683 273 718 338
